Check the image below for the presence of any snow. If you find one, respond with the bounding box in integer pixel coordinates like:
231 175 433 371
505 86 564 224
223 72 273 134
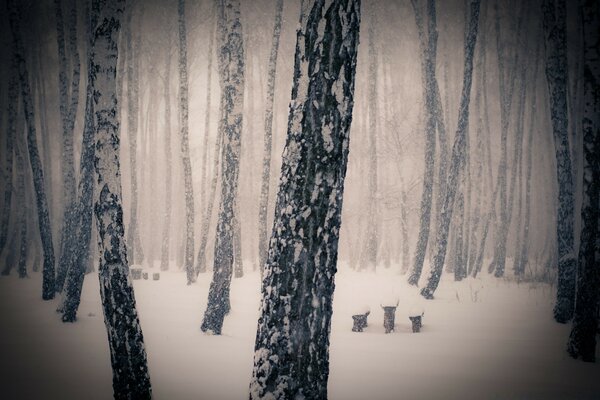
0 264 599 399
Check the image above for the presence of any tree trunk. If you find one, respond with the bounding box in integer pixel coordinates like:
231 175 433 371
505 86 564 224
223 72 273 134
61 2 97 322
249 1 361 398
160 51 173 272
258 0 284 274
542 0 576 323
567 0 599 362
362 17 379 272
178 0 195 284
201 0 245 335
0 58 17 258
8 0 56 300
421 0 481 299
55 0 82 293
91 0 152 397
126 8 144 267
408 0 439 286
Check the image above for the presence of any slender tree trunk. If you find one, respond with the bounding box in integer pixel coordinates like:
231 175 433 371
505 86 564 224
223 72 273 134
567 0 599 362
258 0 284 274
249 1 361 397
55 0 82 293
201 0 245 335
408 0 438 286
160 52 173 272
126 8 144 267
421 0 481 299
16 127 28 279
8 0 56 300
91 0 152 396
542 0 576 323
362 18 379 272
61 2 97 322
0 58 17 257
178 0 195 284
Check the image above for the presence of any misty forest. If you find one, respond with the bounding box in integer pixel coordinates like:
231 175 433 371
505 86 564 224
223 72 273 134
0 0 598 398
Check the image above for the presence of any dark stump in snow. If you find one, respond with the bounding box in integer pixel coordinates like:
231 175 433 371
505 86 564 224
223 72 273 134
382 306 397 333
142 272 148 280
153 273 160 281
352 311 370 332
131 268 142 280
409 315 423 333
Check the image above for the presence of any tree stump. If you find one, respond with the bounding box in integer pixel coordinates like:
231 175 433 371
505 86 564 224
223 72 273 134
131 268 142 280
352 311 370 332
142 272 148 280
382 306 397 333
153 273 160 281
409 315 422 333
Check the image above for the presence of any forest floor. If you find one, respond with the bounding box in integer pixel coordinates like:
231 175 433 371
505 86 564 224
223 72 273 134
0 263 599 400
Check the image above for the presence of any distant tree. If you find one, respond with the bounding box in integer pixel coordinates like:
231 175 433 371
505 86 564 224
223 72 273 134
567 0 599 362
541 0 576 323
201 0 245 335
258 0 284 274
421 0 481 299
8 0 56 300
90 0 152 397
0 58 17 258
178 0 195 284
160 48 173 272
249 1 361 398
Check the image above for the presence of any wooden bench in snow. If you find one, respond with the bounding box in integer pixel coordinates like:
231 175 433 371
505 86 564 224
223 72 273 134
407 305 425 333
381 298 399 334
351 306 370 332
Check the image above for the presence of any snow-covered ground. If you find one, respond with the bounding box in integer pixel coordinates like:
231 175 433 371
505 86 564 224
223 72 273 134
0 265 598 399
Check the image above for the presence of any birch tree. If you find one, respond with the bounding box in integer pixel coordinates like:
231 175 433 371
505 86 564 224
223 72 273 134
91 0 152 396
201 0 245 335
567 0 599 362
249 1 361 397
421 0 481 299
542 0 576 323
8 0 56 300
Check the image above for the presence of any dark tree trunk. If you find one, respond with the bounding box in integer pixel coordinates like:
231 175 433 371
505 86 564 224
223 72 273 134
258 0 284 275
421 0 481 299
8 0 56 300
201 0 245 335
249 1 361 398
408 0 439 286
91 0 152 397
567 0 599 362
61 2 97 323
55 0 82 293
0 58 17 258
542 0 576 323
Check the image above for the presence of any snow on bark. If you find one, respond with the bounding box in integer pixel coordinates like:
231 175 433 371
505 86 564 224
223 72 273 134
421 0 481 299
91 0 151 397
178 0 195 284
542 0 576 323
249 1 361 398
8 0 56 300
567 0 599 362
201 0 245 335
258 0 284 275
